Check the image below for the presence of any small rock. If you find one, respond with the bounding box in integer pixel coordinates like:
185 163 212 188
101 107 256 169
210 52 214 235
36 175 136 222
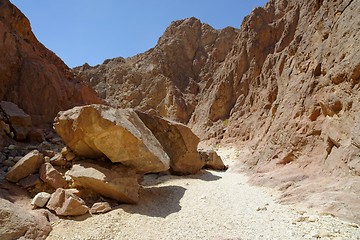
0 101 32 141
316 229 334 238
13 156 22 162
350 223 359 228
3 159 15 167
307 215 318 222
28 128 45 143
46 188 89 216
199 149 227 171
50 153 67 166
18 174 42 188
90 202 111 214
8 144 16 150
42 150 56 158
5 150 43 182
44 156 50 162
256 207 267 211
0 153 7 162
39 141 52 150
39 162 67 189
31 192 51 208
64 152 76 161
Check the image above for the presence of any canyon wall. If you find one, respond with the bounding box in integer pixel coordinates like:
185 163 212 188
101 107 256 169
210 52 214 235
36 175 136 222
0 0 100 124
75 0 360 221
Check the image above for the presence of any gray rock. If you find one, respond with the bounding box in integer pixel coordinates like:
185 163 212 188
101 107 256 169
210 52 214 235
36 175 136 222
31 192 51 208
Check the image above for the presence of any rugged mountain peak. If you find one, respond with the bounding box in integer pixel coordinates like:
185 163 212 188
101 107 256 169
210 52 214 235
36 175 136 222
0 0 100 124
74 17 238 123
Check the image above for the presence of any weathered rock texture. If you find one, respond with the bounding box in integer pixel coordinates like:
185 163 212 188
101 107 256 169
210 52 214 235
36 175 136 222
0 0 100 124
75 0 360 222
0 198 51 240
5 149 43 182
0 101 31 140
46 188 89 216
54 104 170 173
68 162 140 204
136 111 204 175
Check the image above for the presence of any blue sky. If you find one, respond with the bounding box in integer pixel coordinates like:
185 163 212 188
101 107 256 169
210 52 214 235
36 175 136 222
10 0 268 68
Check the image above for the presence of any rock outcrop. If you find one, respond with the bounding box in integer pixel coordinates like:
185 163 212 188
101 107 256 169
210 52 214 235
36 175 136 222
0 0 100 124
53 104 170 173
74 0 360 223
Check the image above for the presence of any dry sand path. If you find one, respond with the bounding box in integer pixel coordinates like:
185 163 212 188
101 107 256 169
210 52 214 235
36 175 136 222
47 147 360 240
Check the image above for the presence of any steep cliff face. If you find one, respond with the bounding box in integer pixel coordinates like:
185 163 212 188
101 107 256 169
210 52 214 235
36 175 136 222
74 17 238 125
0 0 100 124
75 0 360 222
221 0 360 222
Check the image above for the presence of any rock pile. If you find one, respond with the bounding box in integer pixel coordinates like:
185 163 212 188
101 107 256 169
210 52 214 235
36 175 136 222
1 104 226 229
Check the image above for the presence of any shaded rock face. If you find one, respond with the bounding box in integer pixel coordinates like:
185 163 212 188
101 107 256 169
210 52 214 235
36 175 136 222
74 17 238 126
136 111 204 175
0 0 100 124
74 0 360 222
54 104 170 173
0 101 31 140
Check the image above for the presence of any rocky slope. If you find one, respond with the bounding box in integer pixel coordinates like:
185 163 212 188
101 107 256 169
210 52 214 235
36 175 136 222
75 0 360 222
0 0 100 124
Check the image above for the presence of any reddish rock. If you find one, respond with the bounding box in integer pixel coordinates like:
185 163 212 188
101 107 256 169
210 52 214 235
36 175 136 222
0 101 31 141
5 150 43 182
89 202 111 214
0 0 100 125
28 128 45 143
39 162 67 189
46 188 89 216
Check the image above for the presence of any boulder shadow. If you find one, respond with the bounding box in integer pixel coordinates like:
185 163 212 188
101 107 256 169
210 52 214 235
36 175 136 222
118 185 186 218
188 170 222 182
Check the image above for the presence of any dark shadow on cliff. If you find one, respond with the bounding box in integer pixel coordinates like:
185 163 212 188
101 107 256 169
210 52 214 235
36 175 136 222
118 185 186 218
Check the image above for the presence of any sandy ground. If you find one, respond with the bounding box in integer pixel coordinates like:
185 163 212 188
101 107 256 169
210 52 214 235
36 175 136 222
47 147 360 240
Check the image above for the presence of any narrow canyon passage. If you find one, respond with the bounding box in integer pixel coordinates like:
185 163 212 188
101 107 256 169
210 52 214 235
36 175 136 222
47 147 360 240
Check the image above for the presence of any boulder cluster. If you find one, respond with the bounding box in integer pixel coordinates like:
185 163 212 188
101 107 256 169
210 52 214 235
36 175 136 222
1 102 226 218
